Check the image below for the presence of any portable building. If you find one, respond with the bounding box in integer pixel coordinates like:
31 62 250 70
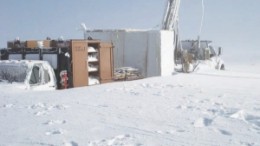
87 29 175 77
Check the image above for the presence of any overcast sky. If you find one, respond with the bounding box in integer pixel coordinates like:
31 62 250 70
1 0 259 59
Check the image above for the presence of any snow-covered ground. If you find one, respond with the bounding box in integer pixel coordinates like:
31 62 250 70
1 60 260 146
222 48 260 74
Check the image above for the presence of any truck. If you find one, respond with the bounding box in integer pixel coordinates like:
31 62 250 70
0 39 114 90
0 60 57 90
177 40 225 73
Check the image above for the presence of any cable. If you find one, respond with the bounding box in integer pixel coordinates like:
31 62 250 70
199 0 205 36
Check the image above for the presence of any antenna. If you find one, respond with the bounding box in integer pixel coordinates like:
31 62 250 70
78 23 88 39
80 23 87 31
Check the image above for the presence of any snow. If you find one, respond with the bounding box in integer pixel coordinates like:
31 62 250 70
1 61 260 146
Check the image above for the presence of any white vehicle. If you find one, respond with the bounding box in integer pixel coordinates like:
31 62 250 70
0 60 57 90
179 40 225 72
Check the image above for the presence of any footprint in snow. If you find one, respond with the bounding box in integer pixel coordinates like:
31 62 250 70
47 104 70 111
163 130 185 134
30 142 56 146
193 117 213 128
218 129 232 136
31 104 69 116
165 131 174 134
130 90 140 96
29 103 69 111
177 129 186 133
3 104 14 108
153 92 163 96
63 141 78 146
43 120 66 125
88 134 138 146
177 84 184 88
35 111 49 116
212 102 224 107
53 104 70 110
45 129 65 136
155 130 164 134
29 103 46 109
176 105 185 109
165 84 175 88
240 141 256 146
217 93 227 98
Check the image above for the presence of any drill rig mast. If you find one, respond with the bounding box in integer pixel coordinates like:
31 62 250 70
162 0 180 31
162 0 181 65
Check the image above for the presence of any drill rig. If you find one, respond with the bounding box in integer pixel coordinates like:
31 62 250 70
162 0 225 73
